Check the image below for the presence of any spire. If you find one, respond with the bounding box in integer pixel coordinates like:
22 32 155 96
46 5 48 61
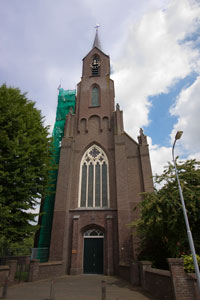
92 24 101 50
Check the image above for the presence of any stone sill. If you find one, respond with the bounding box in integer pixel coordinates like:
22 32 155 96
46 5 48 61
119 263 131 267
39 261 63 267
69 208 117 212
0 265 9 271
145 268 170 277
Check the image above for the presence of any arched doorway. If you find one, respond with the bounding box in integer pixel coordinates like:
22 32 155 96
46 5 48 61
83 229 104 274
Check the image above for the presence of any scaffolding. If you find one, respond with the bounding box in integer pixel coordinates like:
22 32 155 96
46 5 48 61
37 88 76 262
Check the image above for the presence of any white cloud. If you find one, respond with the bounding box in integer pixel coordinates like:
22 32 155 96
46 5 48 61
113 0 200 138
170 76 200 157
148 137 172 175
111 0 200 173
188 152 200 160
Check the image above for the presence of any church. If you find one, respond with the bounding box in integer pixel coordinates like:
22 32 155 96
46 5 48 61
44 29 153 275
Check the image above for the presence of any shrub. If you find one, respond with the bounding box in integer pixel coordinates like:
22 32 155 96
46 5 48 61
181 254 200 273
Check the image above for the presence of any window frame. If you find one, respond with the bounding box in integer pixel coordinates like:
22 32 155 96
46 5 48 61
78 144 110 209
91 86 100 107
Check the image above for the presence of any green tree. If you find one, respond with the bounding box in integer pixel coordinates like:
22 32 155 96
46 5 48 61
0 84 51 248
131 159 200 269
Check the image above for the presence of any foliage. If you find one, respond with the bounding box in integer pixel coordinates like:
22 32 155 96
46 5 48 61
181 254 200 273
15 269 29 282
130 159 200 269
0 235 34 257
0 84 51 245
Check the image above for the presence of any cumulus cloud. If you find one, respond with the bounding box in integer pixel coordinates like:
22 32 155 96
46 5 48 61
113 0 200 136
111 0 200 175
170 76 200 156
148 137 172 175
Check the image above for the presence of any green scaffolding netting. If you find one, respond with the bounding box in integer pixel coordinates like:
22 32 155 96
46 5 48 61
37 88 76 262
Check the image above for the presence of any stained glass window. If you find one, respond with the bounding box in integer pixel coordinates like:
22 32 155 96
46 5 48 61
79 145 109 208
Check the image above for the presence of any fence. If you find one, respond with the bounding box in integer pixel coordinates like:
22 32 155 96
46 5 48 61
15 261 30 283
0 247 31 259
31 248 49 262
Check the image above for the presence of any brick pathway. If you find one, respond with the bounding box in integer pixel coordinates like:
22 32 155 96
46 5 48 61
0 274 155 300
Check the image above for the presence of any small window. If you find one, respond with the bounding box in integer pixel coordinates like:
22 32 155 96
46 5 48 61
92 87 99 106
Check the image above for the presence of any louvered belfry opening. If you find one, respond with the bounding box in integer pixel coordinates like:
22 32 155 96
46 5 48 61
92 56 100 76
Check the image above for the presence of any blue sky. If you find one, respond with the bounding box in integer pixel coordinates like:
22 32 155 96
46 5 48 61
0 0 200 176
146 73 197 147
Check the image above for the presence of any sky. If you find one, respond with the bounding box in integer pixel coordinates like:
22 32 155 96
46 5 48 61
1 0 200 177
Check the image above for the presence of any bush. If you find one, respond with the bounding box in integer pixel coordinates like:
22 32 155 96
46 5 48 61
181 254 200 273
130 159 200 269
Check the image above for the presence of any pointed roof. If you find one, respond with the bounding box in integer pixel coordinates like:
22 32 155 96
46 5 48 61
92 25 101 50
82 26 108 60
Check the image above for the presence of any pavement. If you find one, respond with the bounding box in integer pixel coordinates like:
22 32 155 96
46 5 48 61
0 274 156 300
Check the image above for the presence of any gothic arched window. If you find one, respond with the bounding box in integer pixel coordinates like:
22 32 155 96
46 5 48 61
91 86 99 106
79 145 109 208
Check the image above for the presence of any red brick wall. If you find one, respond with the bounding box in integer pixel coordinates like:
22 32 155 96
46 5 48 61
118 259 200 300
38 261 64 280
118 265 131 282
144 269 174 300
168 258 199 300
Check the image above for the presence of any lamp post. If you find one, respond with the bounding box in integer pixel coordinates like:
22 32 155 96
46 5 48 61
172 131 200 293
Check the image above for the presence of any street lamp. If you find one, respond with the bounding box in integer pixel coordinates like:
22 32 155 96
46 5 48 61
172 131 200 293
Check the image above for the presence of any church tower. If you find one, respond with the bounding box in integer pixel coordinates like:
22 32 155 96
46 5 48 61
48 29 153 275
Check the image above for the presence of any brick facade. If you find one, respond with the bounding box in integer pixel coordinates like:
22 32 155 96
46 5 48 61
48 36 153 275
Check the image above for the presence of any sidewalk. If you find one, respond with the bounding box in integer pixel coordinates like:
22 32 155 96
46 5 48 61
0 274 155 300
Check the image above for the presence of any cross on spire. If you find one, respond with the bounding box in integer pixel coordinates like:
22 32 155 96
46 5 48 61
94 24 100 30
92 24 101 50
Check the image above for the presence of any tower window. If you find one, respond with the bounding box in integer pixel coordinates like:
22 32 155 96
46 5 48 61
79 145 109 208
91 86 99 106
90 56 100 76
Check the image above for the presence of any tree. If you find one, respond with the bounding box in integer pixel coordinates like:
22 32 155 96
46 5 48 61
0 84 51 248
131 159 200 269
